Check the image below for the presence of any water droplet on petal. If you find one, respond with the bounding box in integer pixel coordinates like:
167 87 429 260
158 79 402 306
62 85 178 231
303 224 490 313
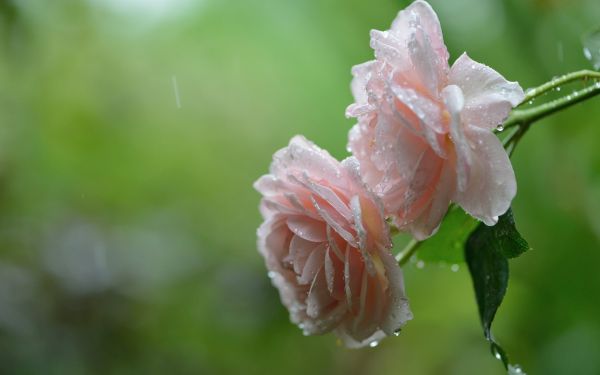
496 124 504 132
369 341 379 348
267 271 277 279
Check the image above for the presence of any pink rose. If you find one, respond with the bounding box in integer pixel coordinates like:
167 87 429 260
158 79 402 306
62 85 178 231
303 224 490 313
254 136 412 347
347 0 525 240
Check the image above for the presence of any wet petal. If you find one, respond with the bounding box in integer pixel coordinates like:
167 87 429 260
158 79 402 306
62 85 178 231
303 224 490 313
378 249 412 335
453 127 516 225
286 216 326 242
391 0 448 72
449 53 524 130
289 235 323 274
442 84 471 192
299 245 326 285
406 158 454 240
271 136 342 183
348 60 377 110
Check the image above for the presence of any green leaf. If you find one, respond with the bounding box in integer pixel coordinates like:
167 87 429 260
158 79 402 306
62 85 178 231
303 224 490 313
490 209 530 259
465 208 530 370
417 205 479 263
466 225 509 341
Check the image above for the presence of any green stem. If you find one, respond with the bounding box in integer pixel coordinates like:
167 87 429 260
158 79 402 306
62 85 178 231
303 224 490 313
518 69 600 105
501 79 600 153
505 80 600 129
396 239 421 266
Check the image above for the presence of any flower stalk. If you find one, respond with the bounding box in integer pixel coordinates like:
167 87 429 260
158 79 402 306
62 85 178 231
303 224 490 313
396 239 421 266
518 69 600 104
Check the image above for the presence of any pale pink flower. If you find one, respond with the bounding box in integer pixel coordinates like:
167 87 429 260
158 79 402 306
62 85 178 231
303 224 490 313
346 0 524 240
254 136 412 347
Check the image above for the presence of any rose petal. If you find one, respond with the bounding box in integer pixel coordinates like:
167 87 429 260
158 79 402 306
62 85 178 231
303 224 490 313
378 249 412 335
453 127 516 225
449 53 524 130
271 135 342 183
391 0 449 72
442 84 471 192
286 216 326 242
288 235 322 274
389 0 449 93
299 245 325 285
348 60 377 110
406 158 454 240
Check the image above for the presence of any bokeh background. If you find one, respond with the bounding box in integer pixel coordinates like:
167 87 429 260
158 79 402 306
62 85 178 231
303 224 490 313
0 0 599 374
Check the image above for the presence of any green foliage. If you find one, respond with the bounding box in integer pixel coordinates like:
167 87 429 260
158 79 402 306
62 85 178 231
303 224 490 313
465 209 530 369
417 205 479 263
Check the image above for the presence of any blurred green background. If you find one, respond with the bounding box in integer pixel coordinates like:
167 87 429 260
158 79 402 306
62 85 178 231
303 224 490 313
0 0 599 374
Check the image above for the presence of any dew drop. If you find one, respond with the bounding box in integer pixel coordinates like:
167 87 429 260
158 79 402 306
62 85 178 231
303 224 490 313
583 27 600 70
496 124 504 132
451 264 460 272
508 364 526 374
393 329 401 337
267 271 277 279
416 260 425 269
369 341 379 348
556 86 561 92
527 100 534 105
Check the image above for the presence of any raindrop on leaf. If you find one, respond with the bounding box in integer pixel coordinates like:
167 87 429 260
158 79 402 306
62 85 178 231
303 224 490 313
508 364 526 374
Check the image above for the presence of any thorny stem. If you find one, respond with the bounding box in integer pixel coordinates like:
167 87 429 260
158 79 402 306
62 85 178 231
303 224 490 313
395 69 600 266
